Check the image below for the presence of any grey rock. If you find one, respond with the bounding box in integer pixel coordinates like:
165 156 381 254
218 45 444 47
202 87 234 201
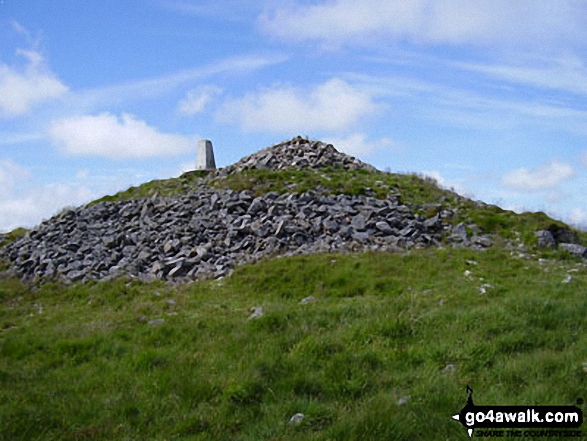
322 218 339 233
148 319 165 327
549 226 579 245
442 364 456 374
351 214 366 231
398 396 410 406
453 223 467 240
248 306 264 320
102 235 117 249
289 413 304 425
472 235 493 248
535 230 555 248
351 232 370 242
559 243 587 258
375 221 393 235
562 275 574 284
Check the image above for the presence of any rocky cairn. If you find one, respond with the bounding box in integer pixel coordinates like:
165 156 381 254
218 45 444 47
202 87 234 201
2 137 486 283
219 136 378 175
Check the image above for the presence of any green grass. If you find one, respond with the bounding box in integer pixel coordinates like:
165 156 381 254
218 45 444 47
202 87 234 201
0 227 28 248
455 201 581 245
210 167 456 206
87 170 212 206
1 247 586 440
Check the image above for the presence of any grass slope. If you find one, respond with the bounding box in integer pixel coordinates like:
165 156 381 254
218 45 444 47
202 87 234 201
1 248 586 440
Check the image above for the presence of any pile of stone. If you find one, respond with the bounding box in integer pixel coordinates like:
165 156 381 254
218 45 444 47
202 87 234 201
1 137 501 284
2 186 473 283
218 136 377 176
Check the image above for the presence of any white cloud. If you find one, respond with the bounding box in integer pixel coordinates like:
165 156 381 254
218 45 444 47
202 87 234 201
347 72 587 135
502 161 575 192
259 0 587 48
218 78 377 132
74 54 287 110
422 169 470 196
0 160 96 232
568 208 587 230
48 113 195 158
324 133 399 157
0 49 68 117
457 55 587 96
178 85 222 115
0 184 96 233
0 160 30 198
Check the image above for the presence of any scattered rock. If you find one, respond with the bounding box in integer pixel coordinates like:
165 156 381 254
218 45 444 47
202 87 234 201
398 396 410 406
248 306 264 320
148 319 165 327
478 283 493 294
288 413 305 425
300 296 316 304
562 275 574 284
442 364 456 374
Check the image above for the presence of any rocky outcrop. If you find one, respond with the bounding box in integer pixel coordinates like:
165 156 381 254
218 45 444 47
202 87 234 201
535 228 585 257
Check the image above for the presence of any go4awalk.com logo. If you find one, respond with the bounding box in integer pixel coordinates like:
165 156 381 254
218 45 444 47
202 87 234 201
452 387 583 438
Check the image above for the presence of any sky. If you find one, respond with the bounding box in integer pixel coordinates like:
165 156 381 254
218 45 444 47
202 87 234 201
2 0 587 232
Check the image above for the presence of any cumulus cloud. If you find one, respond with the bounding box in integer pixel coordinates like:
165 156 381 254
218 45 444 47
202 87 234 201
0 184 96 233
259 0 587 48
568 208 587 230
0 49 68 117
422 169 470 196
0 160 30 198
218 78 377 132
0 160 96 232
178 85 222 115
324 133 399 157
456 55 587 97
502 161 574 191
48 113 195 158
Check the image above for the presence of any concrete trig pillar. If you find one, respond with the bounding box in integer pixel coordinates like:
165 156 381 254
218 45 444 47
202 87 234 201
195 139 216 170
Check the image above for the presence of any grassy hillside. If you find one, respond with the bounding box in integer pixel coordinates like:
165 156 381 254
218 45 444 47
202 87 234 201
1 247 586 440
2 162 587 440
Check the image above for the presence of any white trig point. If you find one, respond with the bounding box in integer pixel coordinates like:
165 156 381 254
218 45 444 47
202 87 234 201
195 139 216 170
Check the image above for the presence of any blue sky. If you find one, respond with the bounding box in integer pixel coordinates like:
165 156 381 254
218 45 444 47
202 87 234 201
2 0 587 232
